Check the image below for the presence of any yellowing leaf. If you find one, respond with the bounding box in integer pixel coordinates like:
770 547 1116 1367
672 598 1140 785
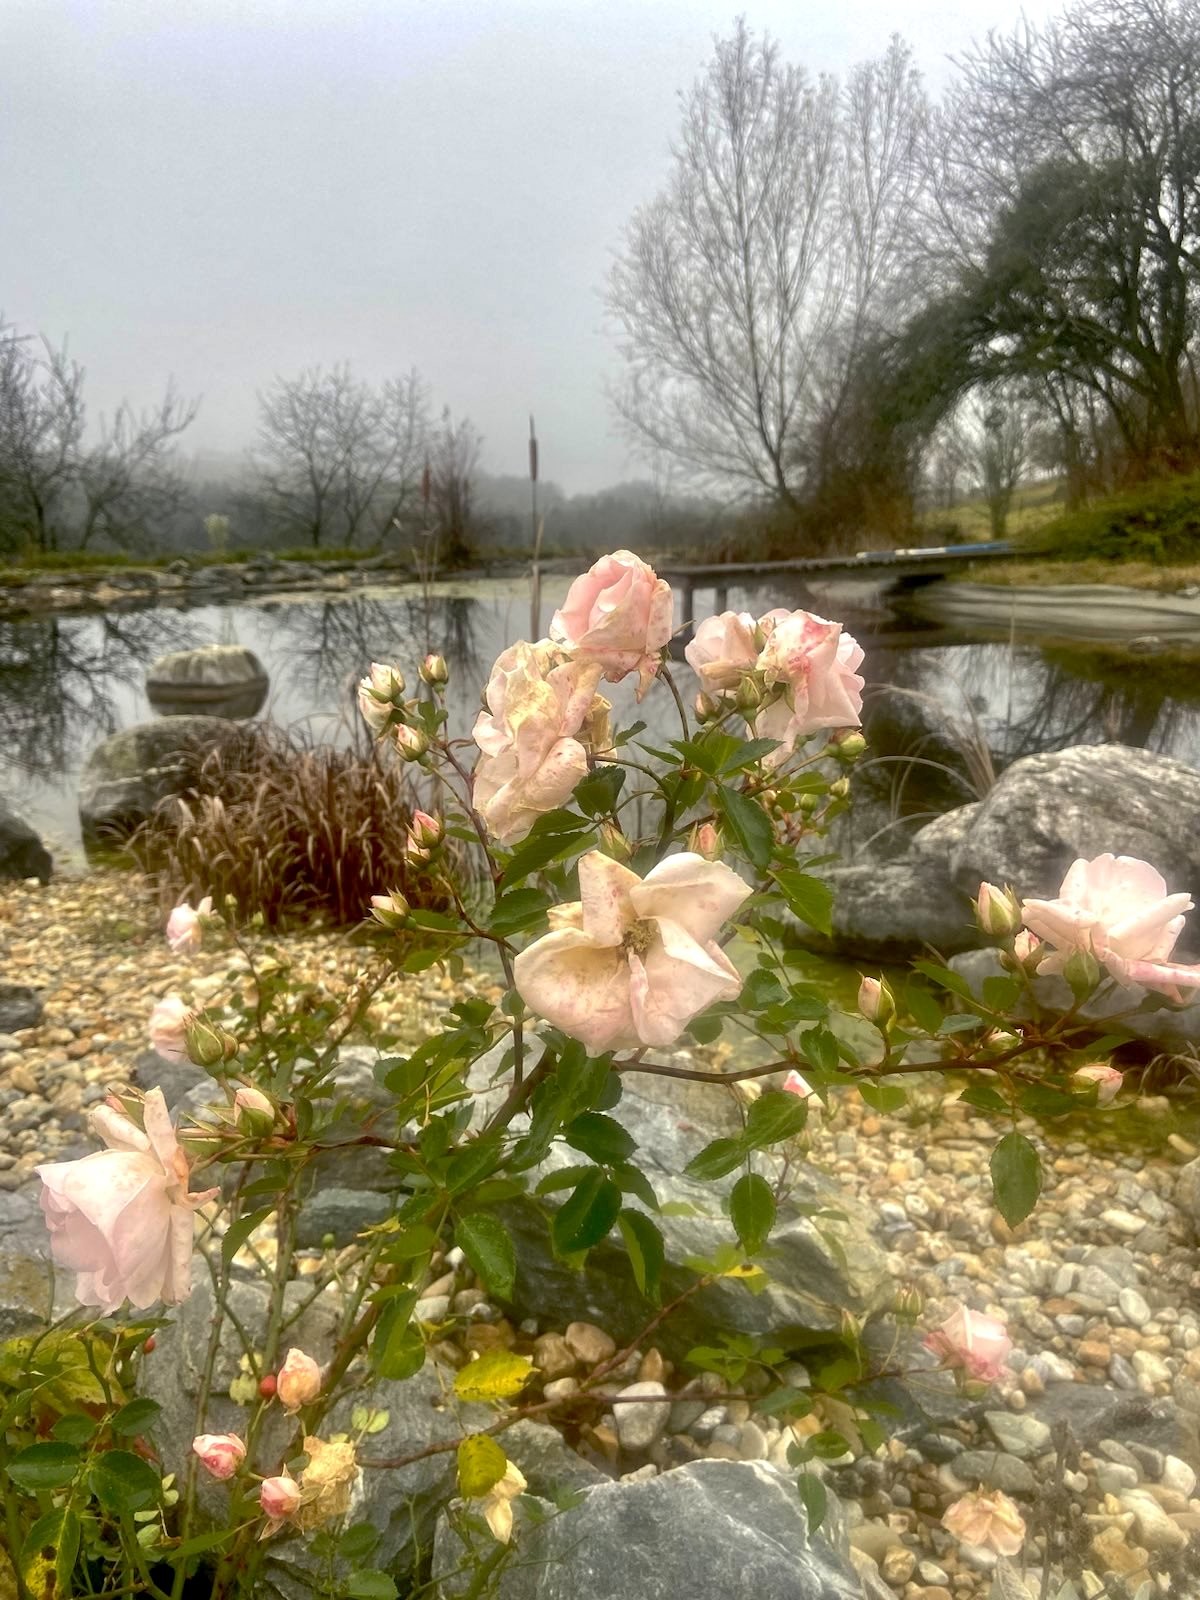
720 1263 769 1294
453 1351 532 1404
457 1434 507 1498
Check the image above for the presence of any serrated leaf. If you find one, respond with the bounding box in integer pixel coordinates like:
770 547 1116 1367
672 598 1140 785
905 983 943 1033
797 1470 827 1532
343 1572 398 1600
371 1291 425 1380
1018 1083 1082 1118
7 1442 81 1491
990 1131 1042 1227
684 1135 747 1181
563 1111 636 1165
718 788 774 871
798 1024 839 1073
617 1209 664 1302
221 1204 275 1267
456 1213 516 1302
573 765 626 816
488 887 552 937
912 960 975 998
22 1507 80 1599
773 869 834 936
982 974 1022 1012
959 1081 1009 1114
90 1450 161 1513
551 1170 622 1254
745 1090 809 1148
110 1397 161 1437
729 1173 775 1254
454 1350 533 1403
857 1082 906 1114
457 1434 508 1498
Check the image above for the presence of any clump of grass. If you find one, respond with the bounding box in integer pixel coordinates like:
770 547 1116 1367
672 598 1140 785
1019 470 1200 565
130 723 455 929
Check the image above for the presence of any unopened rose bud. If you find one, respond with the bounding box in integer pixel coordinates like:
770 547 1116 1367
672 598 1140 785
358 663 405 734
836 731 867 760
735 677 763 715
419 653 448 687
975 881 1022 936
185 1015 227 1069
276 1347 322 1412
828 777 851 800
797 792 821 815
689 822 722 861
410 810 444 849
192 1433 246 1482
1012 929 1041 965
405 838 432 867
233 1083 275 1137
1073 1061 1122 1105
1063 947 1101 995
858 974 896 1027
761 788 779 810
986 1028 1020 1052
370 890 410 930
694 691 721 724
893 1285 924 1322
599 822 632 862
393 725 430 762
259 1471 302 1526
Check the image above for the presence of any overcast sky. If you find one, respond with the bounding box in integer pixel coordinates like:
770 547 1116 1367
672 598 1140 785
2 0 1056 494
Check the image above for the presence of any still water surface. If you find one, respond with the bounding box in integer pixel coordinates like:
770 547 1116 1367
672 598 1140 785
4 574 1200 862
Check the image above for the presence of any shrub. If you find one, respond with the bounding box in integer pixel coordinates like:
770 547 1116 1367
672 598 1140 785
1020 470 1200 564
131 722 454 928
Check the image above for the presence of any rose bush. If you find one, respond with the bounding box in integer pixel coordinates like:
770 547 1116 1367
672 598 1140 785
3 546 1186 1597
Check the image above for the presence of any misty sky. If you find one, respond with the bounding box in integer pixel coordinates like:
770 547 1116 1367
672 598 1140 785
2 0 1056 495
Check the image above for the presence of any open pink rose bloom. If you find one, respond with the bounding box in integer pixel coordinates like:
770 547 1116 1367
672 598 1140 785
35 1088 217 1312
514 850 752 1052
942 1489 1026 1555
1021 852 1200 1001
924 1304 1012 1381
549 549 674 697
472 640 605 844
755 611 864 760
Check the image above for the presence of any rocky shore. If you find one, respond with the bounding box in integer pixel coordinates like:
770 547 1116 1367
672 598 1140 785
3 871 1200 1596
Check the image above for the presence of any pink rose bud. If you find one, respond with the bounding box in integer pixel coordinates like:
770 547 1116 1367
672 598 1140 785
393 724 430 762
259 1471 302 1530
370 890 410 929
166 895 213 954
185 1014 236 1069
835 731 867 760
1072 1061 1122 1105
357 663 405 736
410 810 444 849
149 995 191 1063
419 653 449 687
782 1069 813 1099
689 822 722 861
924 1305 1012 1382
1012 929 1041 965
233 1083 275 1136
857 975 895 1026
276 1347 322 1412
975 882 1022 936
599 822 632 862
693 691 721 723
192 1432 246 1481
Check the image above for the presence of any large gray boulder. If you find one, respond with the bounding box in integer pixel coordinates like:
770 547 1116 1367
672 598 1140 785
934 744 1200 900
0 797 51 882
78 715 240 845
433 1459 862 1600
145 644 269 720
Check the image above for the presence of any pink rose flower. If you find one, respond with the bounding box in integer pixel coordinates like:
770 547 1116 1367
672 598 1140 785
1072 1061 1122 1105
782 1069 814 1098
276 1347 322 1412
472 640 604 844
942 1490 1026 1555
166 896 213 954
924 1305 1012 1382
1022 853 1200 1000
233 1082 275 1135
514 851 752 1052
357 663 404 735
35 1088 217 1312
685 611 759 693
549 550 674 697
975 882 1021 937
149 994 191 1063
192 1433 246 1481
259 1470 302 1536
753 611 864 764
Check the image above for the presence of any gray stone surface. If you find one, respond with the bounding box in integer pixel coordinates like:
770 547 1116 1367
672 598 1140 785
433 1459 862 1600
146 644 268 719
803 858 977 959
78 715 241 845
0 981 43 1033
1027 1385 1200 1471
0 797 51 883
486 1073 891 1357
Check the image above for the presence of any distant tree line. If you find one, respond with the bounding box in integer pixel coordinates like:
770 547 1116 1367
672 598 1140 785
609 0 1200 550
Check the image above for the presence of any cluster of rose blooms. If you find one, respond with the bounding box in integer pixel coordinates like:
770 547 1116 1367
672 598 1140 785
28 548 1200 1562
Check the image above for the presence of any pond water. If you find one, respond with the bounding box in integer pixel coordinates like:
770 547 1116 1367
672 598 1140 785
5 572 1200 864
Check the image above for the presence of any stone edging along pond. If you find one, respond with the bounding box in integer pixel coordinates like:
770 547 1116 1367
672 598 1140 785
908 580 1200 644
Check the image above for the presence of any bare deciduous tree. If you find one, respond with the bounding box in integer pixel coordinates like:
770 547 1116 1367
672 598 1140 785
0 324 85 552
252 365 429 549
77 387 199 550
607 22 927 518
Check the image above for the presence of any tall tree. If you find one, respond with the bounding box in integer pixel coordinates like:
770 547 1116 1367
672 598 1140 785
0 326 84 552
607 23 927 522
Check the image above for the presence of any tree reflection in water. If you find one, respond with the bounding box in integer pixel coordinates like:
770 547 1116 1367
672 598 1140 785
0 610 204 781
